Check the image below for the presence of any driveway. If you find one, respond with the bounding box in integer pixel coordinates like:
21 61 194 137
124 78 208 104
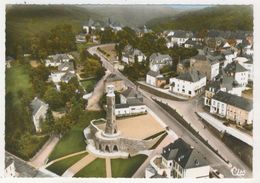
86 70 110 111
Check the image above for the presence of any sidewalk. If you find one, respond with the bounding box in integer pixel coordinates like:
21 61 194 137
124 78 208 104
29 136 59 169
197 112 253 147
105 158 112 178
45 150 87 168
62 154 96 177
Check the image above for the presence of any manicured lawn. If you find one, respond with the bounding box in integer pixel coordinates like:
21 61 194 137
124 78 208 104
6 63 32 100
74 158 106 178
47 152 88 176
81 79 96 93
111 154 148 178
48 111 105 161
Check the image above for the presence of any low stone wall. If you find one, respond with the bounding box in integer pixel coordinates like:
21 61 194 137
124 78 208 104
85 119 164 155
137 82 185 101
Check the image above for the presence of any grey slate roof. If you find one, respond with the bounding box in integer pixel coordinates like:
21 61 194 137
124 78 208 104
192 54 221 65
176 69 205 82
224 62 248 74
115 103 129 109
5 156 14 168
212 91 253 111
147 70 161 77
5 152 51 177
52 54 71 63
30 98 48 116
61 72 75 82
150 53 172 62
172 30 193 38
123 45 145 57
161 138 209 169
121 88 137 98
58 62 74 72
205 81 221 91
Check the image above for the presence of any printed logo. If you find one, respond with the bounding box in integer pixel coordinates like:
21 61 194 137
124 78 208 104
231 166 246 177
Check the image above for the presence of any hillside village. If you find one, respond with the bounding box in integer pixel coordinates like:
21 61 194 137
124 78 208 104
5 5 253 179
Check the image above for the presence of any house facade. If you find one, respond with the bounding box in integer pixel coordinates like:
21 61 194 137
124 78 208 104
149 53 172 72
210 91 253 125
224 62 249 88
190 54 220 81
146 70 166 88
169 70 206 98
5 157 16 177
30 97 49 132
121 45 146 64
145 138 210 178
115 87 146 117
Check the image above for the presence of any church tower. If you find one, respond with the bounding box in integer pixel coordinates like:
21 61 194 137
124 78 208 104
105 85 118 135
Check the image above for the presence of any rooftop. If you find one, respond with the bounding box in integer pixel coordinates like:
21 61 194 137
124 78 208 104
212 91 253 111
224 62 248 74
161 138 209 169
176 69 205 82
30 97 48 116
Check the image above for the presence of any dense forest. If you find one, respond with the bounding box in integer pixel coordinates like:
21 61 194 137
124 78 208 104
148 5 253 32
6 5 94 57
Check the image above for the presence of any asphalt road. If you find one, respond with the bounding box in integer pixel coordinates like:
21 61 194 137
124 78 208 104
88 43 252 178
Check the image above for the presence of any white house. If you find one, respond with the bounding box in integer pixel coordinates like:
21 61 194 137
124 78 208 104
236 58 253 81
145 138 210 178
115 100 147 117
121 45 146 64
115 87 147 117
45 54 73 67
146 70 166 88
5 157 16 177
224 62 249 88
50 62 75 84
167 30 193 47
30 97 49 132
149 53 172 72
169 70 206 98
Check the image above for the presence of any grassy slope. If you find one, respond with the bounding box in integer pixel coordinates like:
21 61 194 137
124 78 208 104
6 63 31 95
148 5 253 31
74 158 106 178
47 152 88 175
48 111 104 161
6 5 94 56
111 154 147 178
5 63 49 159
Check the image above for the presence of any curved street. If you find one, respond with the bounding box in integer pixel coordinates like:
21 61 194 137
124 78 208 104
87 43 252 178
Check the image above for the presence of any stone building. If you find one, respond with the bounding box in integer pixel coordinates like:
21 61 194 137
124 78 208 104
210 91 253 125
84 85 161 155
190 54 220 81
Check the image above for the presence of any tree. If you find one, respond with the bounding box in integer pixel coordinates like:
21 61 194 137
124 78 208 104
44 87 64 110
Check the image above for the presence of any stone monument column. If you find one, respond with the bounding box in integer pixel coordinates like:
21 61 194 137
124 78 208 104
105 85 118 135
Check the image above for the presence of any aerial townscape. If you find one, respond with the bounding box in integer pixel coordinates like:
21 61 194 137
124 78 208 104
5 4 253 179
